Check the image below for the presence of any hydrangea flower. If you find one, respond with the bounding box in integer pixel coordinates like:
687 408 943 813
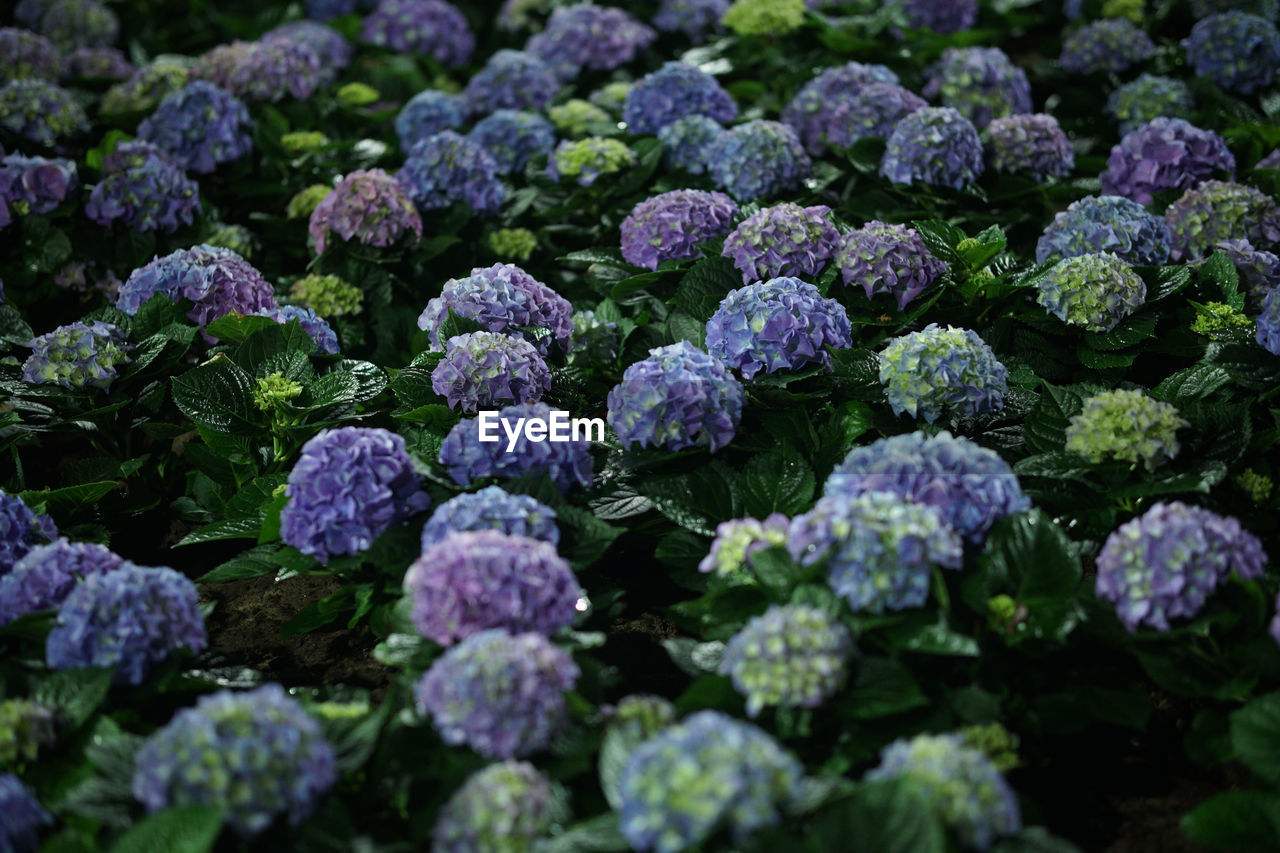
567 309 619 366
418 263 573 354
922 48 1031 130
782 61 901 155
880 107 984 189
421 486 558 550
136 81 252 174
706 119 811 202
1035 252 1146 332
1100 118 1234 205
616 711 803 853
46 565 206 685
289 274 362 317
547 137 636 187
654 0 730 42
722 202 838 284
22 321 131 391
719 604 854 716
1036 195 1172 266
252 305 339 355
1255 285 1280 354
606 695 677 744
621 189 739 270
468 110 556 175
416 629 579 758
866 734 1021 851
606 341 745 452
699 514 790 578
722 0 806 37
394 90 466 149
1106 74 1195 134
1065 388 1187 469
131 684 337 838
261 20 353 80
0 492 57 575
212 39 325 103
1220 238 1280 304
1059 19 1155 73
894 0 978 33
825 83 927 150
405 530 578 645
1164 180 1280 261
193 41 252 90
116 245 275 329
0 28 63 82
496 0 550 31
308 168 423 254
487 228 538 263
525 4 655 80
24 0 118 50
0 78 88 146
63 46 132 80
548 99 612 138
879 324 1008 422
463 49 559 114
985 114 1074 180
826 431 1029 543
439 402 594 491
85 141 200 233
0 154 76 216
432 761 566 853
623 62 737 135
361 0 474 66
287 184 331 219
0 539 124 627
1096 502 1266 631
280 427 430 562
1184 12 1280 94
0 774 52 853
589 81 631 115
398 131 507 216
431 331 550 412
0 699 56 767
706 277 853 380
1260 149 1280 170
657 115 725 174
101 58 189 115
834 221 947 310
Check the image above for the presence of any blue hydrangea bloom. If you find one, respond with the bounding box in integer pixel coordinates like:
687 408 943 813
468 110 556 175
1106 75 1195 134
85 141 201 234
463 49 560 115
308 168 423 254
136 81 251 174
525 4 656 80
0 28 63 83
985 114 1074 180
416 629 579 758
439 402 595 492
1036 195 1172 266
622 62 737 135
0 154 76 216
1036 252 1147 332
1060 19 1155 74
261 20 353 80
879 324 1008 422
0 539 126 627
620 189 738 270
0 492 57 576
834 221 947 310
880 106 984 189
431 331 550 412
699 514 790 578
706 119 811 202
116 245 275 329
894 0 978 33
1164 180 1280 261
419 263 573 354
922 47 1032 129
432 761 566 853
654 0 730 42
253 305 339 355
132 684 337 838
782 61 900 155
398 131 507 216
395 89 467 149
825 83 927 150
0 78 88 146
1184 12 1280 94
0 773 52 853
1255 285 1280 354
1100 118 1234 206
606 341 745 452
706 277 852 380
420 486 559 550
722 202 838 284
656 115 725 174
280 427 430 562
361 0 474 66
22 321 131 391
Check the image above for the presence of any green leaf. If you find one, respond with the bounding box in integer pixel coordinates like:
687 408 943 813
1076 345 1135 370
672 254 740 320
204 313 278 344
740 449 815 517
1085 313 1158 351
30 668 113 728
1200 251 1245 310
0 304 34 347
885 621 980 656
1147 265 1192 301
1183 791 1280 852
638 464 740 536
109 806 223 853
233 323 317 370
197 544 283 583
664 310 706 348
437 308 487 343
840 657 928 719
1152 363 1232 403
660 637 724 677
17 481 117 516
1232 692 1280 785
171 355 261 435
543 814 630 853
909 219 964 265
991 828 1083 853
175 517 264 547
802 779 946 853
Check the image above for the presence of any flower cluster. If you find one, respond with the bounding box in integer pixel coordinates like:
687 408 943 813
308 168 423 254
0 492 57 574
361 0 474 66
1220 238 1280 304
699 514 790 578
394 90 466 149
722 203 836 284
1193 300 1253 337
220 39 324 103
101 59 188 115
567 310 620 365
622 62 737 135
22 321 131 391
253 305 339 355
722 0 806 37
116 245 275 329
1255 286 1280 354
895 0 978 33
418 263 573 354
880 107 984 190
23 0 119 50
1035 195 1172 266
0 700 55 768
0 154 76 216
398 131 507 216
0 78 88 146
606 341 745 452
1035 252 1146 332
1059 19 1155 73
287 184 331 219
825 83 927 150
0 28 62 82
432 761 566 853
1183 12 1280 94
439 402 594 491
64 46 133 80
1065 389 1187 469
1163 180 1280 261
1100 118 1234 205
489 227 539 262
706 277 853 379
289 274 362 318
416 630 579 758
548 99 612 137
616 711 803 853
132 684 337 838
463 49 559 114
707 119 811 202
654 0 729 42
468 110 556 174
525 4 656 80
782 61 901 155
547 137 636 187
879 324 1008 422
656 115 725 173
0 540 126 627
431 331 550 412
1106 75 1195 133
985 114 1074 181
834 221 947 310
421 486 559 549
205 222 255 258
922 48 1031 129
280 427 430 562
1095 502 1266 631
137 81 252 174
261 20 352 79
621 189 739 270
85 141 200 233
0 774 51 853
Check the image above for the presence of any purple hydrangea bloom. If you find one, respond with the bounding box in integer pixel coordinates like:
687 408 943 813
782 61 901 155
420 485 559 550
834 221 947 310
261 20 353 81
223 39 324 103
707 120 812 202
468 110 556 175
622 62 737 135
431 331 551 412
418 263 573 354
136 82 252 174
0 774 52 853
0 539 126 627
923 47 1031 130
654 0 730 42
1036 252 1146 332
362 0 474 66
1164 180 1280 261
85 141 200 233
1184 12 1280 94
1106 75 1196 134
525 4 656 81
656 115 725 174
463 50 560 115
46 565 206 685
63 46 132 80
0 28 63 82
0 153 76 215
985 114 1074 180
131 684 337 838
620 189 739 270
195 41 253 91
416 629 579 758
894 0 978 33
880 324 1009 422
0 78 88 146
308 168 423 254
398 131 507 216
405 530 579 645
395 90 467 148
439 402 595 492
25 0 118 51
706 277 853 380
116 245 275 329
1221 238 1280 305
1060 19 1156 74
881 106 984 189
825 431 1030 543
722 202 837 284
825 83 927 150
1096 502 1266 631
0 492 57 575
1100 118 1234 206
22 321 131 391
432 761 565 853
1255 282 1280 354
253 305 340 355
280 427 431 562
1036 195 1172 265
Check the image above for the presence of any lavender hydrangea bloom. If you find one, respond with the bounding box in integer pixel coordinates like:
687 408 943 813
923 48 1031 130
985 114 1074 180
220 39 324 103
0 540 126 627
46 565 206 685
64 46 133 80
0 492 57 575
136 82 252 174
1100 118 1234 206
253 305 339 355
398 131 507 216
617 711 803 853
1221 238 1280 304
866 734 1021 851
131 685 337 838
706 120 811 202
880 324 1008 422
607 341 745 452
1060 19 1155 73
1164 180 1280 261
22 321 131 391
308 169 423 254
622 62 737 135
1096 502 1266 631
1036 252 1146 332
706 277 852 380
418 263 573 354
395 90 467 148
261 21 353 80
405 530 579 645
85 141 200 233
468 110 556 174
431 331 550 412
525 4 656 80
0 79 88 146
416 629 578 758
1184 12 1280 94
463 50 560 115
1256 285 1280 354
654 0 730 42
880 107 984 189
195 41 252 91
432 761 566 853
894 0 978 33
782 62 901 155
620 189 738 270
439 402 594 492
825 83 927 150
825 431 1030 543
361 0 474 66
25 0 117 50
116 245 275 329
421 486 559 550
1036 195 1172 266
0 774 51 853
1106 75 1195 134
835 221 947 310
722 203 837 284
656 115 725 174
0 154 76 215
281 427 430 562
0 28 63 82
